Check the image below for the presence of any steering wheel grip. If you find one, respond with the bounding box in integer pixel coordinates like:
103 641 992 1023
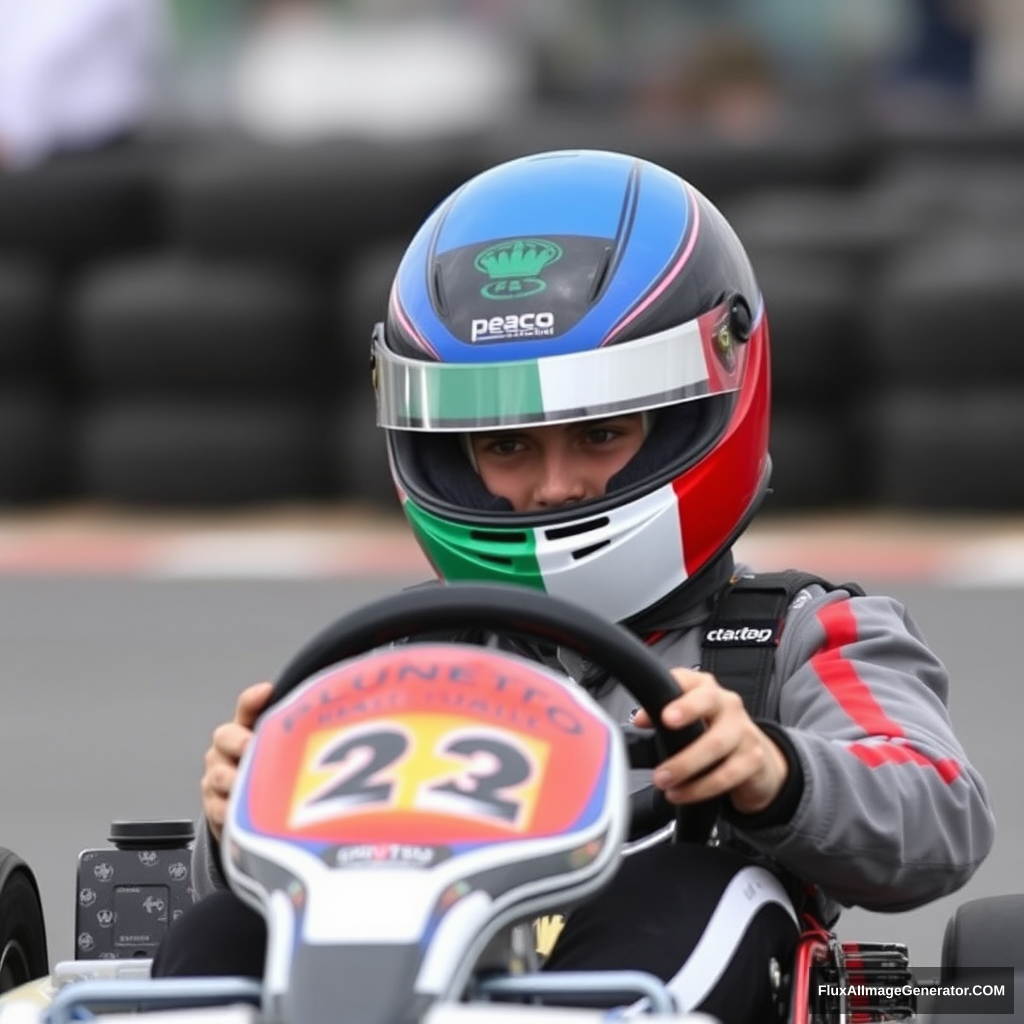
272 583 717 844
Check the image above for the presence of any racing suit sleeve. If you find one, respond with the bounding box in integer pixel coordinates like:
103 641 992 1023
190 819 229 899
730 588 995 912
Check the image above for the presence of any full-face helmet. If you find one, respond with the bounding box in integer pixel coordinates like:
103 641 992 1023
373 150 771 624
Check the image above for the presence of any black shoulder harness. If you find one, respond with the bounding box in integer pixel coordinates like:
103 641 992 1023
700 570 865 721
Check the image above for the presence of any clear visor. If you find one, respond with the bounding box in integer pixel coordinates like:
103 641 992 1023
375 301 745 431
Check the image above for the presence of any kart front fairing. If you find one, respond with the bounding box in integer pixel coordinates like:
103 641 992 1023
224 641 630 1024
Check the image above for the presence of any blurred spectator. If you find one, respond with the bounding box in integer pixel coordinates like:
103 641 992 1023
887 0 985 100
978 0 1024 112
627 28 786 137
226 0 530 143
0 0 166 171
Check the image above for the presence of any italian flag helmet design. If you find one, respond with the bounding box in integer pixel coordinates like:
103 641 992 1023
403 484 687 624
375 150 771 624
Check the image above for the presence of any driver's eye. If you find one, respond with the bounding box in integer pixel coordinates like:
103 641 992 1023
485 438 525 456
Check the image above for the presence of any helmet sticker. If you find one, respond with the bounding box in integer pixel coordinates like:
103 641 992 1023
470 311 556 344
430 235 616 345
474 238 563 300
711 309 736 373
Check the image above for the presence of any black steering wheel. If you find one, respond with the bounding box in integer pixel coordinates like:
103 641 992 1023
271 583 717 845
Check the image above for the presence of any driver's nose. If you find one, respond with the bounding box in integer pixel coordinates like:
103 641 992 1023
531 452 588 509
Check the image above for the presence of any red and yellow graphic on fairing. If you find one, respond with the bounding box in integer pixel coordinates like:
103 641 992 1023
244 644 614 846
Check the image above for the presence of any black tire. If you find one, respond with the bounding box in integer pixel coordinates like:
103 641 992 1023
0 387 72 505
0 144 165 266
474 105 868 204
327 385 396 508
166 139 477 265
754 256 865 403
71 255 331 399
723 187 905 283
766 408 864 511
942 894 1024 982
876 101 1024 163
77 401 332 507
867 231 1024 386
333 240 407 382
0 849 48 991
868 389 1024 511
863 156 1024 243
0 260 57 377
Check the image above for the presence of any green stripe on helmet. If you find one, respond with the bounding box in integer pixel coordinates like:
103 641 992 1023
403 498 546 590
394 360 546 429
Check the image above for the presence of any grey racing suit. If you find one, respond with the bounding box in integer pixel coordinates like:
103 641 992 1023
191 566 995 920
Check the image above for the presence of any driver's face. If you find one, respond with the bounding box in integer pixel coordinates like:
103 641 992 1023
466 415 646 513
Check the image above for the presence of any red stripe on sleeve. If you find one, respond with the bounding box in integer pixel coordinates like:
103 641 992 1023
813 601 902 737
848 742 961 783
814 600 961 785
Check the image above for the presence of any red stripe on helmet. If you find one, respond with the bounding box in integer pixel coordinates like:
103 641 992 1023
673 314 770 579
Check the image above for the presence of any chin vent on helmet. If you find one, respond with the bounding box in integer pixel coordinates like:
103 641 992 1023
545 517 611 540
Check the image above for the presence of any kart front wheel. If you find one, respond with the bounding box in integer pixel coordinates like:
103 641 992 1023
0 848 48 992
942 893 1024 982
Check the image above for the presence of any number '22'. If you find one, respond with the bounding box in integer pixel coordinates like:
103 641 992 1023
291 725 535 829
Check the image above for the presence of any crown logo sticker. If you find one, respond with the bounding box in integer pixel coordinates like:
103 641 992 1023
475 238 562 300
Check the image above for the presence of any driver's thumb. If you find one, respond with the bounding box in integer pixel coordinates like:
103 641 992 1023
630 707 653 729
235 681 274 728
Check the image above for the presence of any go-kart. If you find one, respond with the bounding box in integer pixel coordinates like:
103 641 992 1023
0 848 47 994
0 583 1021 1024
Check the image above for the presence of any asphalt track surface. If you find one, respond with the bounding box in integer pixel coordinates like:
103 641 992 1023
0 511 1021 979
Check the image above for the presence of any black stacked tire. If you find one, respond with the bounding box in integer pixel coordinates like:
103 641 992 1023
72 255 330 399
329 241 408 507
69 255 334 506
79 402 331 507
0 260 71 504
0 145 166 267
165 139 478 267
475 105 869 207
869 390 1024 511
747 256 868 510
865 231 1024 509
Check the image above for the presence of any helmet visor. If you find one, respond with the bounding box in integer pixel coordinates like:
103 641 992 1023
375 301 745 431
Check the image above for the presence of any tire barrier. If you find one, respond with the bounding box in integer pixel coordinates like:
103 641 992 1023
0 108 1021 511
867 230 1024 388
0 145 167 267
76 401 332 507
767 408 864 512
70 255 331 399
327 386 396 510
164 138 480 266
869 389 1024 511
0 387 71 506
751 256 865 404
0 260 57 378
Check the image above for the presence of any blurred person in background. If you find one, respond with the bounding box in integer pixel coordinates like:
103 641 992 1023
0 0 167 170
223 0 530 143
625 27 787 137
977 0 1024 112
883 0 986 104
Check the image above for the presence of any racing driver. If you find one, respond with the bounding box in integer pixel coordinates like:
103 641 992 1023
153 149 995 1024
